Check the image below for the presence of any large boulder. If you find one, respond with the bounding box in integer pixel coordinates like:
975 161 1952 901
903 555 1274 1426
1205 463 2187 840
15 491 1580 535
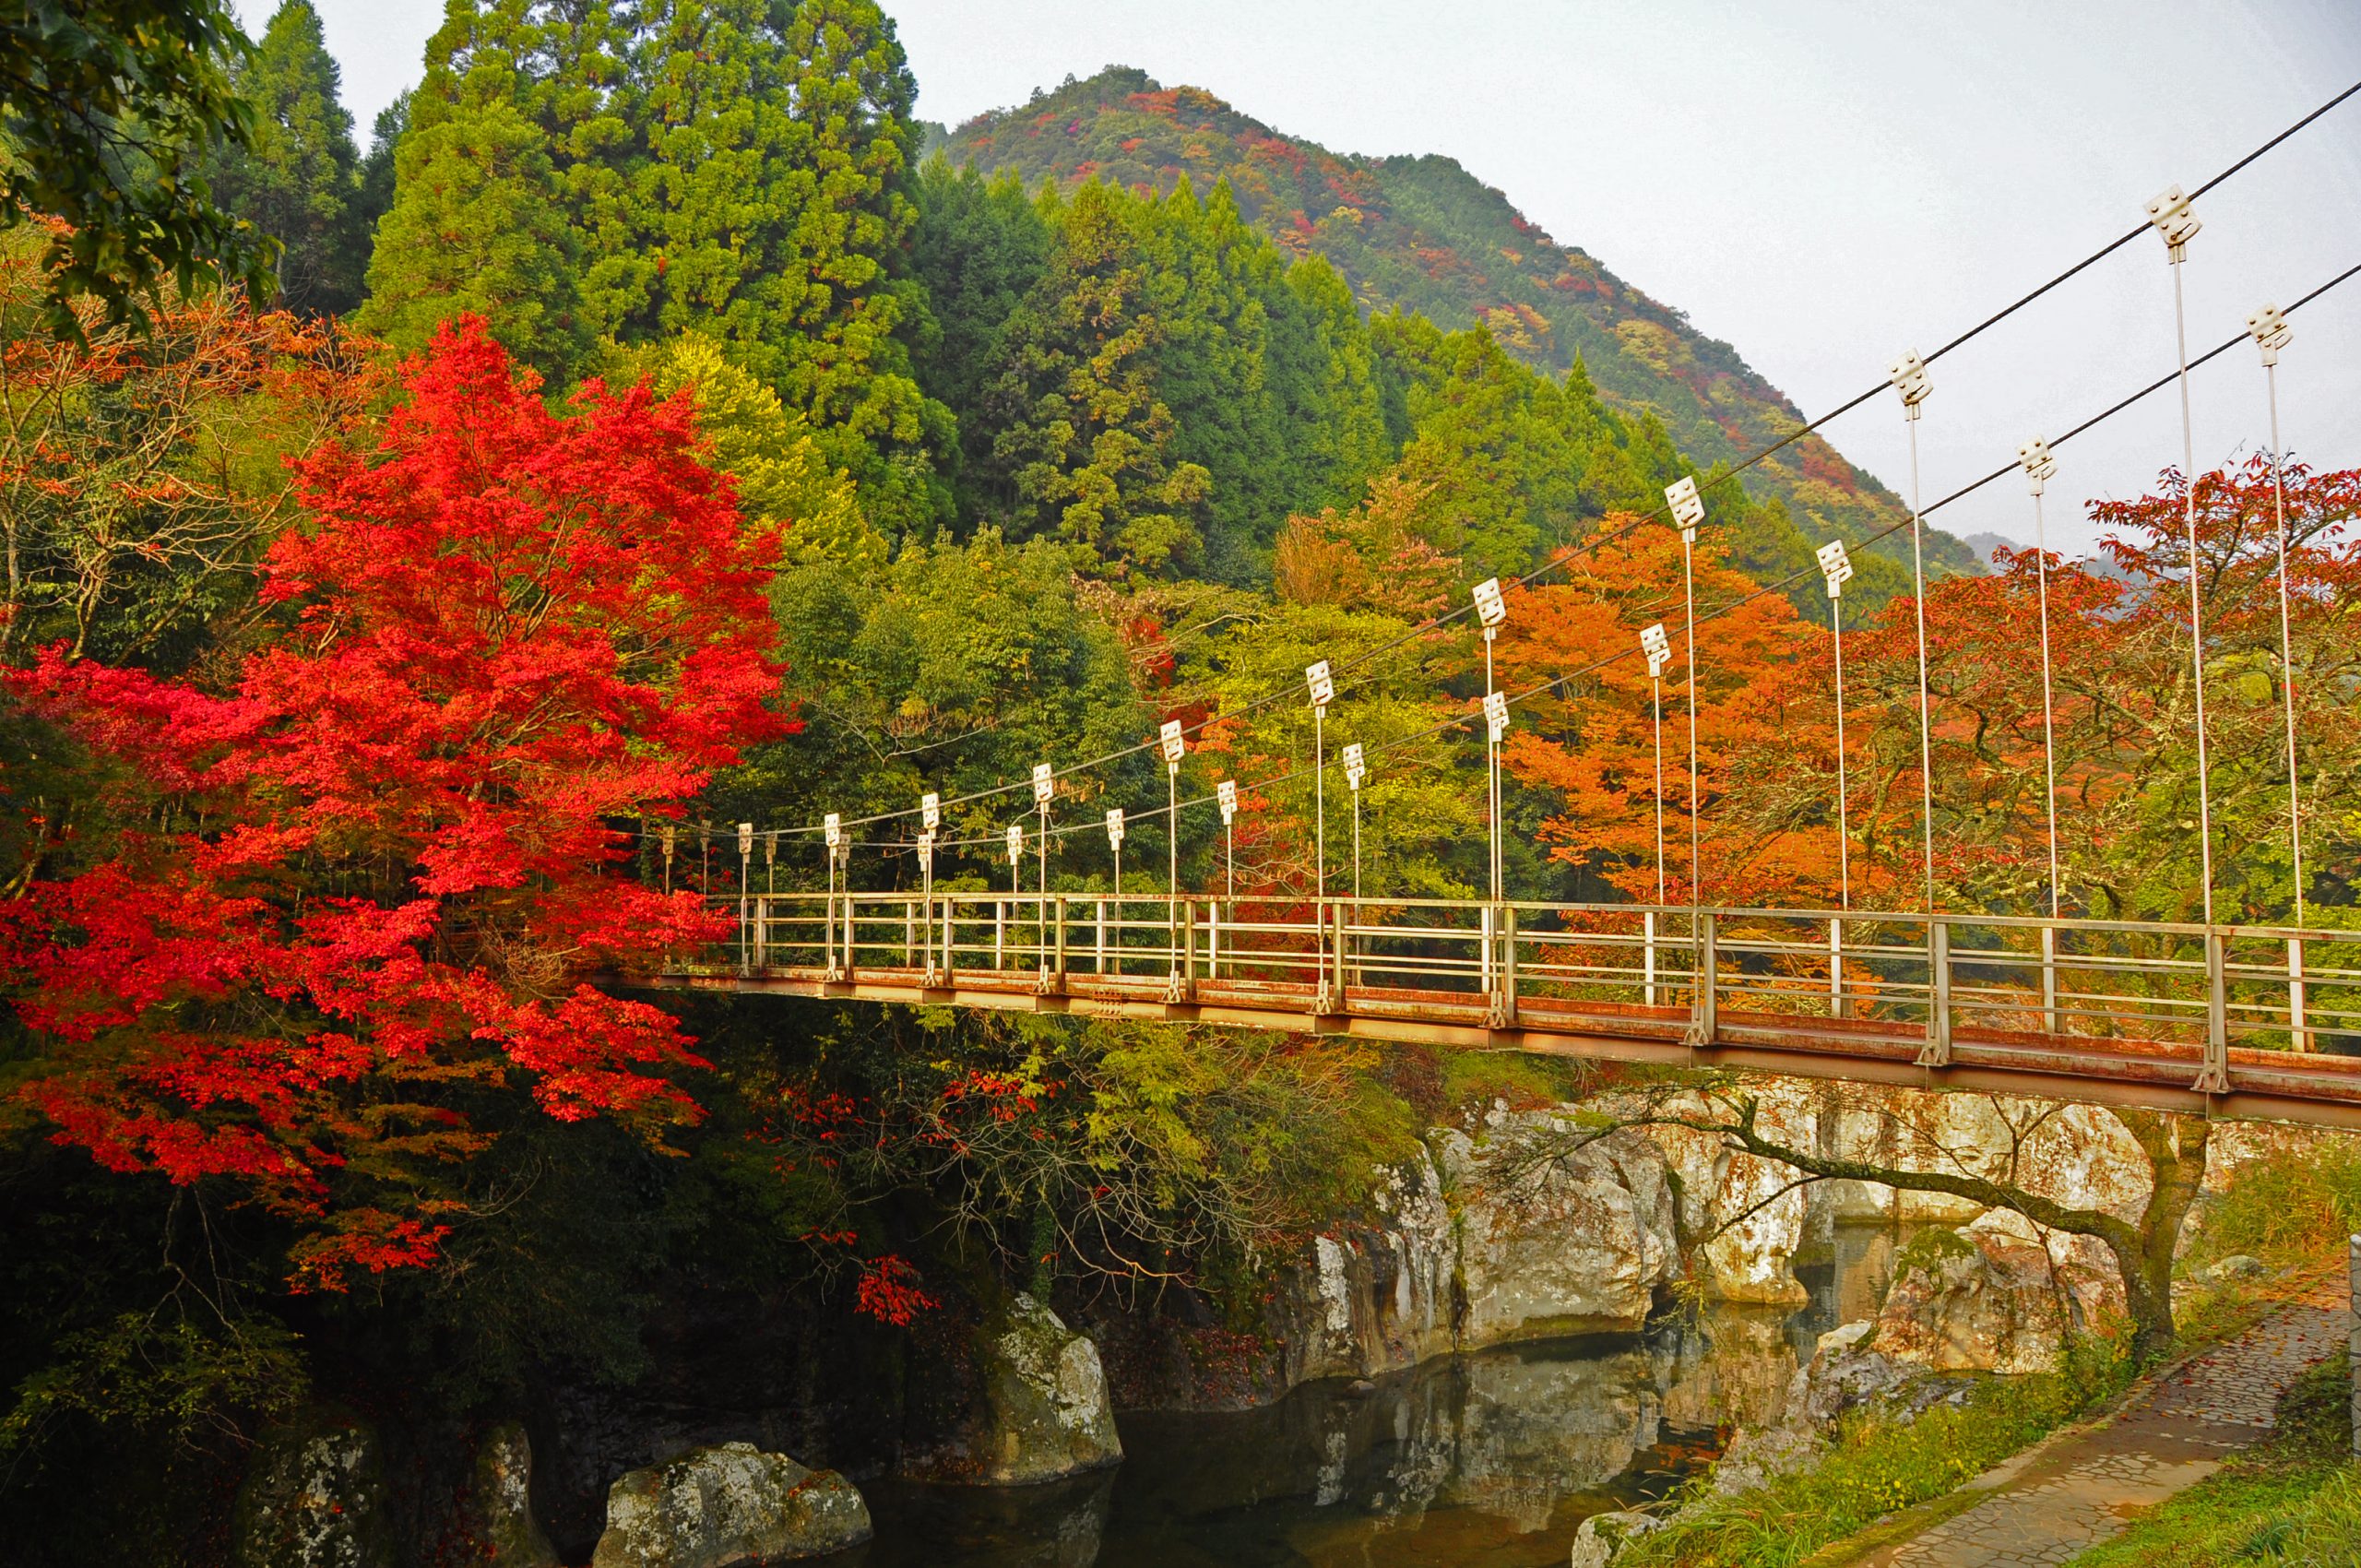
1276 1148 1457 1386
462 1421 558 1567
1569 1509 1663 1568
231 1407 393 1568
903 1294 1123 1485
1440 1111 1681 1344
1644 1087 1816 1303
589 1443 870 1566
1871 1225 2121 1375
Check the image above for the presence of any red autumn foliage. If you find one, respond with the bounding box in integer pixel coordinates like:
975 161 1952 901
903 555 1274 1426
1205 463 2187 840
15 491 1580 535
0 317 786 1289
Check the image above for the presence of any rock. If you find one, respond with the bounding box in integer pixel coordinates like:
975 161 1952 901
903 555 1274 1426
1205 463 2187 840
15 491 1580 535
1645 1087 1815 1303
1872 1225 2121 1375
1705 1422 1821 1496
1569 1508 1663 1568
465 1421 558 1567
589 1443 870 1567
2204 1253 2271 1282
1440 1111 1681 1342
1783 1320 1908 1428
903 1295 1123 1485
1275 1149 1458 1386
231 1407 393 1568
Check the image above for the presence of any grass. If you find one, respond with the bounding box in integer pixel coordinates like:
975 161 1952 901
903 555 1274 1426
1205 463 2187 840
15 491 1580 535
1617 1336 2140 1568
2065 1350 2358 1568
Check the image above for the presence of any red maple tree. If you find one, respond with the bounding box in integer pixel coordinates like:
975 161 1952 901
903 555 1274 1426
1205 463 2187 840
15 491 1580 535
1 318 786 1288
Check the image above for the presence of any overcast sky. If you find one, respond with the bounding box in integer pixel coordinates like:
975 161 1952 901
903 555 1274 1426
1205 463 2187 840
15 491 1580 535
265 0 2361 555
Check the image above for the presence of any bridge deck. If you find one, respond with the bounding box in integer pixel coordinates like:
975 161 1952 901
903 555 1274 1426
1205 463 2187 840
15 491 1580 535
644 959 2361 1130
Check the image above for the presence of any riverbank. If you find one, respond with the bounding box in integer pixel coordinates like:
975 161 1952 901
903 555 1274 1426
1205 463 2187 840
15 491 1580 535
1608 1239 2354 1566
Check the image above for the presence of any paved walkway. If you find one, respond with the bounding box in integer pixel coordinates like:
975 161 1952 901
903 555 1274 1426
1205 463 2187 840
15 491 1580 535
1861 1277 2350 1568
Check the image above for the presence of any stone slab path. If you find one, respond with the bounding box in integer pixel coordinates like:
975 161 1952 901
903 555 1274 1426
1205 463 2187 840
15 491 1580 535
1859 1276 2350 1568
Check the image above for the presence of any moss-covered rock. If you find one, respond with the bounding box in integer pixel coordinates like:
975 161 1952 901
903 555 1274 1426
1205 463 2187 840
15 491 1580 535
231 1407 394 1568
588 1443 870 1566
901 1293 1123 1485
463 1421 558 1566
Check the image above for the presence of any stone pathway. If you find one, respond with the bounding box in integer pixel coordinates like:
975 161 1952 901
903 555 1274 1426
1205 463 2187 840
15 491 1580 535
1860 1276 2350 1568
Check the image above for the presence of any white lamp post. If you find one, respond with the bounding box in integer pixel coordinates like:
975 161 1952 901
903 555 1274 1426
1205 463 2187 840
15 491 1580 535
1344 742 1368 900
824 813 844 976
1217 778 1238 902
1306 660 1335 901
2148 184 2217 936
1160 719 1186 970
1641 622 1671 907
1473 577 1508 903
2019 435 2066 1035
1887 349 1937 914
1106 806 1126 969
2248 300 2308 1049
2018 436 2064 924
2150 184 2225 1091
737 821 754 970
1818 539 1856 916
1665 475 1707 931
1640 622 1672 1011
1032 763 1054 973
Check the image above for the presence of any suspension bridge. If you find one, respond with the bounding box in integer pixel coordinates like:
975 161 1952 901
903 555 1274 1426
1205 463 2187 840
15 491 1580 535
635 84 2361 1131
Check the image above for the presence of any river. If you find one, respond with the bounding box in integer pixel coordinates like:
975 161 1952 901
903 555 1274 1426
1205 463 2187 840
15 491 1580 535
849 1224 1903 1567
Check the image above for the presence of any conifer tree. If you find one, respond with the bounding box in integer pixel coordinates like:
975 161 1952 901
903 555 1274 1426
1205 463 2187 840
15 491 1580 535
357 0 599 378
979 182 1209 574
203 0 371 315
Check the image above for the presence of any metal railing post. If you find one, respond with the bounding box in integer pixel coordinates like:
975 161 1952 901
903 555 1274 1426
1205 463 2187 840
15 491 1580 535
1687 911 1716 1045
1644 909 1658 1009
2290 937 2310 1053
1335 900 1351 1002
941 897 955 980
1209 900 1221 980
1830 916 1846 1020
1096 898 1108 975
994 900 1005 970
2196 929 2231 1093
1917 918 1952 1068
1045 896 1068 992
1489 905 1519 1028
2042 923 2059 1036
904 900 915 968
753 896 768 971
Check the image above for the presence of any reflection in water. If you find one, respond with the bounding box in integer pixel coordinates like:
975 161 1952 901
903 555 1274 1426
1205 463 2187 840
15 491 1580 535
855 1226 1898 1568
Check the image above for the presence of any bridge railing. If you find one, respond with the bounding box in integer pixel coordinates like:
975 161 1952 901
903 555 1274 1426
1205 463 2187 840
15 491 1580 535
676 891 2360 1068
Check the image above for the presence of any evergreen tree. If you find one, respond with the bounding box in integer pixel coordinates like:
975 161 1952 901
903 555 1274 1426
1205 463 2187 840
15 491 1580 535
204 0 370 315
356 91 408 252
357 0 600 378
977 182 1209 574
909 157 1052 512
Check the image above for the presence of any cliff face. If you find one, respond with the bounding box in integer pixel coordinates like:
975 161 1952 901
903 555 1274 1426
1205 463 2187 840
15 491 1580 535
942 67 1976 579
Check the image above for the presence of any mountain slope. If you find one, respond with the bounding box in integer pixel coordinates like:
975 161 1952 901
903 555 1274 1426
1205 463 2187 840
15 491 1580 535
940 67 1973 576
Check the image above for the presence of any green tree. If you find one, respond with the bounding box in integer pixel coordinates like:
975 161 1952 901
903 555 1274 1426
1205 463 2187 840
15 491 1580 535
0 0 271 335
201 0 370 315
909 157 1051 513
357 0 607 378
976 182 1211 575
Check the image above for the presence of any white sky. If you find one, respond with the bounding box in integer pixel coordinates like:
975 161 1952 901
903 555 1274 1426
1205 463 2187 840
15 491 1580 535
267 0 2361 555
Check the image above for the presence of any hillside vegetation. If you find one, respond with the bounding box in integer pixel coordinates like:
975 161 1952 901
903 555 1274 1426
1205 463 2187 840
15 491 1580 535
940 65 1977 582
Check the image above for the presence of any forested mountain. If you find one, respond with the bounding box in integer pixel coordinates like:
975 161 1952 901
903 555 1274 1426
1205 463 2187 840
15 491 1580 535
939 66 1976 579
